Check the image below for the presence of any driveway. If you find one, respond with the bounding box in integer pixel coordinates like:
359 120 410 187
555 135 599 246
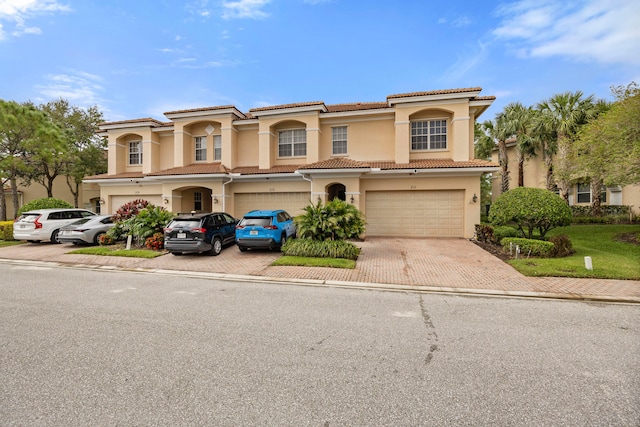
0 238 638 302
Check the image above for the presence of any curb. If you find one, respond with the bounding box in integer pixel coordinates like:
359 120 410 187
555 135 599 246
2 258 638 304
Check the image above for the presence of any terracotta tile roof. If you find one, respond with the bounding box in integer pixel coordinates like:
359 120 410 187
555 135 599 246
473 96 496 101
370 159 498 169
100 118 169 127
299 158 370 169
387 87 483 100
230 165 302 175
84 172 145 180
249 101 326 113
147 163 229 176
163 105 245 118
325 102 390 113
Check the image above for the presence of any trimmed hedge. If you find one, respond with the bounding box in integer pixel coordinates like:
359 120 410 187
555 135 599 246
500 237 554 258
0 221 16 241
17 198 73 217
281 239 360 260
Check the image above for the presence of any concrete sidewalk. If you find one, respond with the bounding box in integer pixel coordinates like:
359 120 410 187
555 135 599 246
0 238 638 303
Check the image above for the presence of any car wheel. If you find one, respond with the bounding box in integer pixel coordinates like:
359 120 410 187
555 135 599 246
50 229 61 244
280 233 287 247
210 237 223 256
238 246 247 252
94 232 105 245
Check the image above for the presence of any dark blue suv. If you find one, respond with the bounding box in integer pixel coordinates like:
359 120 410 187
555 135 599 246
235 210 296 252
164 212 238 256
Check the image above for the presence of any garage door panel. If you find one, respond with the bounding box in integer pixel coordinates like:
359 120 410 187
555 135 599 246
366 190 464 237
235 192 309 217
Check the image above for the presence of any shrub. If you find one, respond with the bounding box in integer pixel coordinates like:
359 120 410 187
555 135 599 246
118 205 174 247
296 199 365 241
113 199 150 222
492 226 519 244
16 198 73 217
474 224 494 243
500 237 554 258
489 187 572 239
281 238 360 260
0 221 16 241
145 232 165 251
549 235 573 257
99 234 115 246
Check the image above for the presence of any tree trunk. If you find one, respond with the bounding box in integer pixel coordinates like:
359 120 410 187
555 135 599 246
517 152 524 187
0 179 6 221
66 176 80 208
545 156 554 191
10 176 20 217
591 179 603 216
499 139 510 194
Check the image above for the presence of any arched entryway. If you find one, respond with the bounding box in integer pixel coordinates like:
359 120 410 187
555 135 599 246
327 183 346 201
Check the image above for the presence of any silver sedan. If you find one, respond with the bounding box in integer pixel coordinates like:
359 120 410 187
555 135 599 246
58 215 115 245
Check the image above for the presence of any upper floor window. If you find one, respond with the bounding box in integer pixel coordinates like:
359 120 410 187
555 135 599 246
411 119 447 151
332 126 348 155
214 135 221 161
278 129 306 157
129 141 142 165
195 136 207 161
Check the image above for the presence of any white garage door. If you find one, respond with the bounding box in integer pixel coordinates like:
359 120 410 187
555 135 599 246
365 190 464 237
235 192 310 217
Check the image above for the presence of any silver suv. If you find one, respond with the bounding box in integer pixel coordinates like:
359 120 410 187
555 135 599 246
13 208 96 244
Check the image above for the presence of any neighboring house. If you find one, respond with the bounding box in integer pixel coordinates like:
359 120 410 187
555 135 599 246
2 177 101 219
85 87 497 238
491 142 640 216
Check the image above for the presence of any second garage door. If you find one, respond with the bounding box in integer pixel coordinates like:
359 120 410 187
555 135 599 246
235 192 310 217
365 190 464 237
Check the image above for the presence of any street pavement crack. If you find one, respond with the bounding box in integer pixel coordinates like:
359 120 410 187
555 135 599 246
419 295 439 365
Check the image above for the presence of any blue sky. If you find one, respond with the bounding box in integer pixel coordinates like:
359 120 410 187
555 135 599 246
1 0 638 123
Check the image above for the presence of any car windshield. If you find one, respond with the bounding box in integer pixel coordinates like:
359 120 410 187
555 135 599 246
168 219 201 229
69 218 92 226
240 217 272 227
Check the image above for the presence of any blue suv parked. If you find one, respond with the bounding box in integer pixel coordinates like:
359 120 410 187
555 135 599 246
235 210 296 251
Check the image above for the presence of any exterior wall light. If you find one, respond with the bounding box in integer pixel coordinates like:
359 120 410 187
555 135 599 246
472 193 478 203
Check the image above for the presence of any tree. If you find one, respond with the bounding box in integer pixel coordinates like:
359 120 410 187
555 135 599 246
0 100 61 220
536 91 597 203
574 86 640 215
502 102 537 187
481 116 511 194
488 187 572 239
39 99 106 206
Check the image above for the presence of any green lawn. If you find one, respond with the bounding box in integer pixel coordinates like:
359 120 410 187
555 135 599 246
68 246 165 258
508 224 640 280
0 240 23 248
272 256 356 269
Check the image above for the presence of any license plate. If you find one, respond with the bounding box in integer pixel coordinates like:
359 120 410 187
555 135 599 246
250 230 258 235
177 232 186 239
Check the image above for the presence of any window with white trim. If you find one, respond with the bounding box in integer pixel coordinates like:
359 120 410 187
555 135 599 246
194 191 202 211
129 141 142 165
195 136 207 161
332 126 347 155
411 119 447 150
278 129 306 157
576 183 606 203
214 135 221 161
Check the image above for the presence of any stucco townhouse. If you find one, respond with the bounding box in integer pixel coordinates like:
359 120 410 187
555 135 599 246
84 87 498 238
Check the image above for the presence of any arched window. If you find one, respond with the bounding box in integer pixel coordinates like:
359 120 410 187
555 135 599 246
327 183 346 201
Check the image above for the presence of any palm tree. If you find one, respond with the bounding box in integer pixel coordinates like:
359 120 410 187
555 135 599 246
502 102 537 187
536 91 597 203
481 116 511 194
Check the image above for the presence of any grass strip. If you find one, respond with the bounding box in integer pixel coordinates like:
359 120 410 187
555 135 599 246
272 255 356 269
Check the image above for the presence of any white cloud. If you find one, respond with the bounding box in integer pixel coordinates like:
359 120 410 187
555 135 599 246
36 71 105 109
222 0 270 20
0 0 71 39
493 0 640 65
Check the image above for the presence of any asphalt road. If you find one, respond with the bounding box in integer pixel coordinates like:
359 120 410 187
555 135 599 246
1 264 639 426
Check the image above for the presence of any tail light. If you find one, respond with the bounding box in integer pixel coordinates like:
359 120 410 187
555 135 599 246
192 228 206 233
163 228 172 232
264 225 278 230
34 215 43 229
235 225 245 229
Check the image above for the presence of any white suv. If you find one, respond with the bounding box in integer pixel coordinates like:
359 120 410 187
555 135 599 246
13 208 96 244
